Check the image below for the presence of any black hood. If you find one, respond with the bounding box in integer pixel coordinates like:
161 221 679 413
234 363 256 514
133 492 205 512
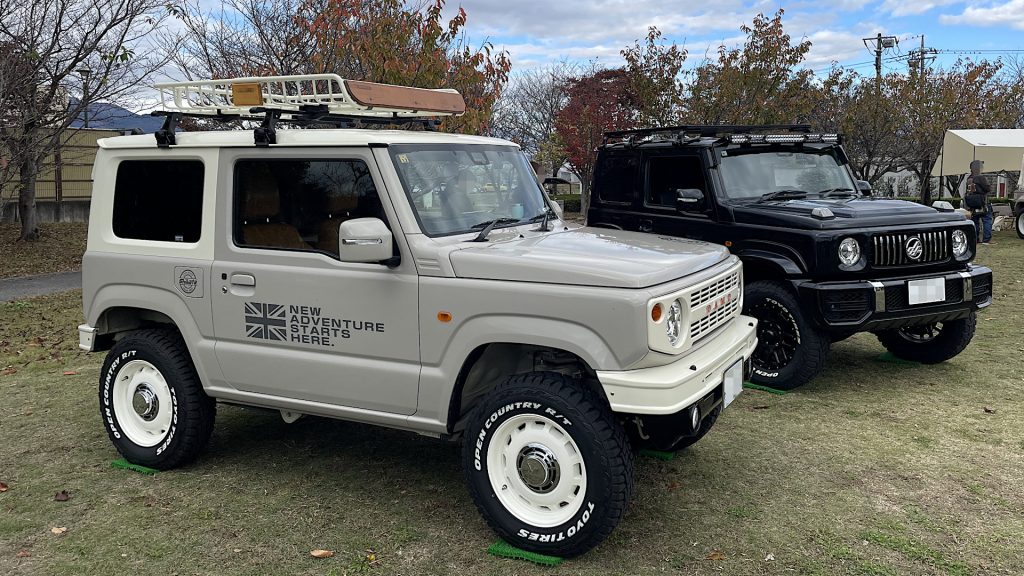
730 197 966 230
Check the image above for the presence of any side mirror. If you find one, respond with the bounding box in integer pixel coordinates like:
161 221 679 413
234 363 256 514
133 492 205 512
675 188 705 212
338 218 394 264
856 180 872 195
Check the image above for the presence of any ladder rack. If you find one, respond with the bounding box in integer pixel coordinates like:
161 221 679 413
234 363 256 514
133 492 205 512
153 74 466 119
150 74 465 147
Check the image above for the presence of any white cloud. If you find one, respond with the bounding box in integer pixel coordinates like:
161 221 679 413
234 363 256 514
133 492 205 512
939 0 1024 29
880 0 961 17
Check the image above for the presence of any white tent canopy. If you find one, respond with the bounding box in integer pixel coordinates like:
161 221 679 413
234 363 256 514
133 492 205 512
931 129 1024 177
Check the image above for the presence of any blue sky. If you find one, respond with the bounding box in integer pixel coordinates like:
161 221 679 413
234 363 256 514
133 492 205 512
446 0 1024 74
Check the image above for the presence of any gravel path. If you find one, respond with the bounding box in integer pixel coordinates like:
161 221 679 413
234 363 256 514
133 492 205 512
0 271 82 302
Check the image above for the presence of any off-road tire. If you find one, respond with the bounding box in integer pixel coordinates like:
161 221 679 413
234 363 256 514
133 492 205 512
98 328 216 470
462 372 634 558
875 313 977 364
744 280 829 390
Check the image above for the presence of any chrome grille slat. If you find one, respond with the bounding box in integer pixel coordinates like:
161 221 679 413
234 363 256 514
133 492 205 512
871 230 950 267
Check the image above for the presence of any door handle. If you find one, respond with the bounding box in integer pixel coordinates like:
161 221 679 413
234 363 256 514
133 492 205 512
639 219 653 232
230 273 256 287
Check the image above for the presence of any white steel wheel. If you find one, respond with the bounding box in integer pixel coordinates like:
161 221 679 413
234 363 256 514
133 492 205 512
111 360 174 447
486 413 587 528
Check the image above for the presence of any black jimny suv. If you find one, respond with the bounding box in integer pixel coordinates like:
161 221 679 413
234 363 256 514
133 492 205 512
587 125 994 390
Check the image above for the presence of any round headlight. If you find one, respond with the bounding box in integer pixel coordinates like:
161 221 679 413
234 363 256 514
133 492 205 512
838 237 860 267
952 229 968 257
666 300 682 346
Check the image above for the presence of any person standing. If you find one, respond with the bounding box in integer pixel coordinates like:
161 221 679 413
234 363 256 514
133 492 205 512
966 159 993 244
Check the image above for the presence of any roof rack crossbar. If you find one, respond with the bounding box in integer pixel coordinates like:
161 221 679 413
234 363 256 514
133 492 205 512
603 124 813 142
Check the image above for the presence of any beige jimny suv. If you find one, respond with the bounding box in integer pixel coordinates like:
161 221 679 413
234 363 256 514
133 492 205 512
79 74 757 557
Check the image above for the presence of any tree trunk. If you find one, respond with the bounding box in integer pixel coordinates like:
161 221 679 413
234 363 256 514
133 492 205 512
919 160 932 205
18 156 41 241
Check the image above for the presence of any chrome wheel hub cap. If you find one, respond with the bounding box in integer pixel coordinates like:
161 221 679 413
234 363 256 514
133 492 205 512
132 384 160 421
517 443 560 494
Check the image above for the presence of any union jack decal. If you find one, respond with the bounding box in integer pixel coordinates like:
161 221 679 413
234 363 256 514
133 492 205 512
244 302 287 341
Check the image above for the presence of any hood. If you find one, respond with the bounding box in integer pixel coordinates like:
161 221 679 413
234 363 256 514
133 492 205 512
448 227 730 289
731 197 965 229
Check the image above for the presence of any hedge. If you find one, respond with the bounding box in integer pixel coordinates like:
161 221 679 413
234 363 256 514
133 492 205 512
550 193 582 213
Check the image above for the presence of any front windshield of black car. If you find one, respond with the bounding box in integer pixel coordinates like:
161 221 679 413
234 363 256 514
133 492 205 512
718 149 856 200
389 144 547 237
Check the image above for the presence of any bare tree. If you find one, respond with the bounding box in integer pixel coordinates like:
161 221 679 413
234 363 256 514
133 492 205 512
490 60 584 177
0 0 173 240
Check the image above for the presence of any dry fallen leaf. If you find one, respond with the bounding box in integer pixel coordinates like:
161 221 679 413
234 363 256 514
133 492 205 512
16 549 31 558
54 490 71 502
365 550 377 563
752 405 770 410
2 366 16 376
62 371 78 376
310 549 334 559
984 407 996 414
0 482 9 492
50 526 67 535
765 553 775 561
667 481 682 491
707 551 726 561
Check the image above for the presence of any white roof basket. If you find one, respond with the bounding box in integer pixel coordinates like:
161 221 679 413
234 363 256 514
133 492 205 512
153 73 466 119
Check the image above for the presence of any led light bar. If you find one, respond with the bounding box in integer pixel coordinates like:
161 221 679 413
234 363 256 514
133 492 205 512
729 133 841 144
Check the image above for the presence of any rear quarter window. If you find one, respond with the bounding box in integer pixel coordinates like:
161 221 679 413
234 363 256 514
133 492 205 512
594 153 638 204
112 160 204 242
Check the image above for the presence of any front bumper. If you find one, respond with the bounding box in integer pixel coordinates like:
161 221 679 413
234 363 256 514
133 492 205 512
78 324 97 352
799 264 992 333
596 315 758 415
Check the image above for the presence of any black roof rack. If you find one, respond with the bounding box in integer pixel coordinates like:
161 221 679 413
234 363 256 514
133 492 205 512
151 106 441 148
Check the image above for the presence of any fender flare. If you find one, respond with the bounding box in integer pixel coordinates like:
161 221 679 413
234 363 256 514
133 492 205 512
734 248 805 278
86 284 223 388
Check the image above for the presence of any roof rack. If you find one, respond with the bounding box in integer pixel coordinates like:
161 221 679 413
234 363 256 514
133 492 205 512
150 74 466 147
603 124 823 145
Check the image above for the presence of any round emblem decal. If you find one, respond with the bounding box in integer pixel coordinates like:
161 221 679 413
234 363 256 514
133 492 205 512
178 269 198 294
905 236 924 261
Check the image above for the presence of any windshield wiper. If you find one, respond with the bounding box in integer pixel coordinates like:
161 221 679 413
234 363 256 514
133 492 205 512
818 187 857 198
527 207 554 231
757 189 807 203
469 217 519 242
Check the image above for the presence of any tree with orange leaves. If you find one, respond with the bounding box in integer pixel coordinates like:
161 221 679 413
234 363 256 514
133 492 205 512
171 0 510 134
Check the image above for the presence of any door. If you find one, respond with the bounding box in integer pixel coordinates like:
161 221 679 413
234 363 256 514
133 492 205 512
211 152 420 415
642 152 721 242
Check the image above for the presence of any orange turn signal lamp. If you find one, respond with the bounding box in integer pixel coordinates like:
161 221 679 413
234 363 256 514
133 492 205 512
651 303 663 322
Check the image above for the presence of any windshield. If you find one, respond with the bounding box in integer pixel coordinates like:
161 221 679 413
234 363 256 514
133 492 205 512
718 149 856 200
389 144 548 237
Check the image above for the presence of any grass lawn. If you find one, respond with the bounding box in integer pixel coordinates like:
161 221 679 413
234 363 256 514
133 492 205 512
1 230 1022 575
0 223 88 280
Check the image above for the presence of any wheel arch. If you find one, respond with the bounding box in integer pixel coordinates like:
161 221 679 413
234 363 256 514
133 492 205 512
445 342 605 436
85 284 223 387
735 249 804 281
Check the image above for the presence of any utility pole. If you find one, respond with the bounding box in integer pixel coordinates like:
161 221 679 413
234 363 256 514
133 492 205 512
863 33 898 79
907 36 937 81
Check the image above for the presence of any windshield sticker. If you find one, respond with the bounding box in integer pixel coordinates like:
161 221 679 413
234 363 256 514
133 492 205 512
243 302 384 347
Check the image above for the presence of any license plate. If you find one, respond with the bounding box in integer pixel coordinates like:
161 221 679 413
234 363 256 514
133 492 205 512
907 277 945 305
723 359 743 408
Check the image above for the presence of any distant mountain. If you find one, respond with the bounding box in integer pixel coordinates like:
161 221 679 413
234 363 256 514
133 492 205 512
68 99 163 133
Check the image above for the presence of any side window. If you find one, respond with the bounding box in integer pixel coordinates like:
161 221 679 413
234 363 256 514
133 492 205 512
113 160 204 242
594 154 638 204
646 155 708 208
233 159 384 257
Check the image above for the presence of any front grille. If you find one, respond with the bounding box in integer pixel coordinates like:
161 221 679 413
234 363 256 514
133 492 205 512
872 231 950 267
885 278 963 311
690 298 740 340
686 267 742 344
690 271 740 309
